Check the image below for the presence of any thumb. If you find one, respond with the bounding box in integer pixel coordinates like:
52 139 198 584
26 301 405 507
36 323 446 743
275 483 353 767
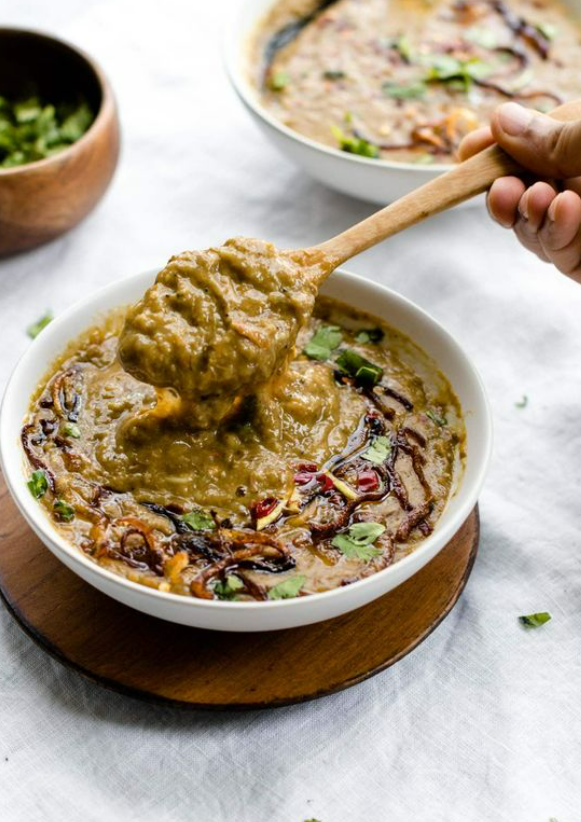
491 102 581 179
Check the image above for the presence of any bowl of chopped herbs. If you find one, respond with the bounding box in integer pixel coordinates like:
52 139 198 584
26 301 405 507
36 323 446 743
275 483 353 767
0 28 120 255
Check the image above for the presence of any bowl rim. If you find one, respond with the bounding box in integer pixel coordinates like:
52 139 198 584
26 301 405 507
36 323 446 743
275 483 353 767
223 0 455 175
0 267 492 613
0 25 115 178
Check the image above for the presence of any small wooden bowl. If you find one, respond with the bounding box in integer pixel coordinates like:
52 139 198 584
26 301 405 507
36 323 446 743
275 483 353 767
0 28 120 256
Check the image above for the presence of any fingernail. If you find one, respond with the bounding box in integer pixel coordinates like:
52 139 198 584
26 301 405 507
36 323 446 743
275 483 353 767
498 103 534 136
518 192 529 221
547 198 558 222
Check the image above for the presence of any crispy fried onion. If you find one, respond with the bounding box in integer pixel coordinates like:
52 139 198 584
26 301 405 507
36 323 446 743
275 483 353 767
51 367 83 422
189 532 293 600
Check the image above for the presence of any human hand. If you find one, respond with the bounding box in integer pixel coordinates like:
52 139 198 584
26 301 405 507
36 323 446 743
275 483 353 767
459 102 581 282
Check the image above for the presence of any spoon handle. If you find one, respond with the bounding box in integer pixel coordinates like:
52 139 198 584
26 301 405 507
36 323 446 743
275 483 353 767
313 99 581 271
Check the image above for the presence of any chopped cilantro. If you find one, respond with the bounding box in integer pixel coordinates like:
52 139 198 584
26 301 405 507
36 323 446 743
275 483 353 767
304 325 342 361
62 422 81 439
27 311 53 339
27 470 48 499
413 153 435 165
0 94 93 169
53 499 75 522
426 409 447 427
331 125 379 159
268 575 306 600
336 349 383 386
269 71 290 91
536 22 558 40
392 33 414 62
519 612 551 628
355 328 384 344
363 435 391 465
383 81 427 100
515 395 528 409
323 70 346 80
424 54 493 92
332 521 385 561
213 575 244 601
465 26 500 49
182 509 216 531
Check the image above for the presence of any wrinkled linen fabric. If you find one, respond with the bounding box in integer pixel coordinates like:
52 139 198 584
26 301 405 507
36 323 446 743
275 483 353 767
1 1 580 820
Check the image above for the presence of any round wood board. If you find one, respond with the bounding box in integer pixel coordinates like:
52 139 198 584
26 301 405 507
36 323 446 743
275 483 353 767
0 473 479 710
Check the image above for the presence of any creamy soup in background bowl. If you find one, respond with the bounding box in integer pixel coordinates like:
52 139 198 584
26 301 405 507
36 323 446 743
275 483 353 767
0 267 491 631
226 0 581 203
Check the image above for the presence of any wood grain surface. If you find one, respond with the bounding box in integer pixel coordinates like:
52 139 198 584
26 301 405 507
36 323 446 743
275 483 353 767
0 28 120 256
0 473 479 710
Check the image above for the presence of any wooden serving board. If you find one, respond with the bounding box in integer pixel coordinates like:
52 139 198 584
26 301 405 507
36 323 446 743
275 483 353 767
0 473 479 709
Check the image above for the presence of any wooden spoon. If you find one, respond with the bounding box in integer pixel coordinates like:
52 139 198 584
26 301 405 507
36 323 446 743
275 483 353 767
310 99 581 274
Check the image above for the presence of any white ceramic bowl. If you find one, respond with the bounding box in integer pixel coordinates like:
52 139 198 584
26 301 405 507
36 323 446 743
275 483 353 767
225 0 453 204
0 268 492 631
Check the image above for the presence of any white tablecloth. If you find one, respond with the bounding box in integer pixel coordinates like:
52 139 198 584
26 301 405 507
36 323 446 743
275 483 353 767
1 2 581 820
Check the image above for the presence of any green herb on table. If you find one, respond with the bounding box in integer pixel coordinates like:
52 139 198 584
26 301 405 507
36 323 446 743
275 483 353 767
269 71 290 91
27 311 53 339
332 522 385 561
0 94 94 169
182 509 216 531
268 575 306 600
323 70 346 80
519 612 552 628
515 395 528 409
304 325 342 361
53 499 75 522
213 575 244 601
336 349 383 387
426 409 447 427
355 328 384 344
363 435 391 465
27 469 48 499
382 80 427 100
62 422 81 439
330 125 379 159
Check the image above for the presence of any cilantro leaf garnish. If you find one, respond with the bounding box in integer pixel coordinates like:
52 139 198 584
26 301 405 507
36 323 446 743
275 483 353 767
269 71 290 91
27 470 48 499
62 422 81 439
332 521 385 561
355 328 384 344
268 575 306 600
323 70 346 80
304 325 342 361
53 499 75 522
331 126 379 159
363 435 391 465
214 575 244 601
392 33 413 62
27 311 53 339
519 612 552 628
424 54 493 92
536 22 558 40
426 409 447 427
182 509 216 531
383 81 427 100
515 395 528 409
336 349 383 386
